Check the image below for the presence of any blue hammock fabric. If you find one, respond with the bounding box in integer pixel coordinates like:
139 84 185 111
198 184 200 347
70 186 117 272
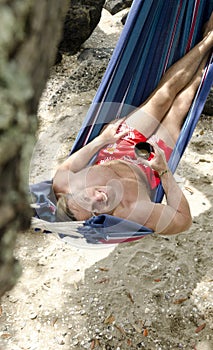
31 0 213 245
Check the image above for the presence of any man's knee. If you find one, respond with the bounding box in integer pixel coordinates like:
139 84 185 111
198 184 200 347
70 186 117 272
151 87 174 115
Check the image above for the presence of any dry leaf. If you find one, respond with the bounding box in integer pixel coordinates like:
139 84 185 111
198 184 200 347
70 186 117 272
95 278 110 284
154 278 161 282
173 297 188 304
90 339 100 349
90 340 95 350
104 314 115 324
52 317 58 326
127 338 132 346
1 333 11 339
143 328 148 337
126 291 134 303
115 324 126 335
195 323 206 333
184 186 194 194
73 281 79 290
98 267 109 272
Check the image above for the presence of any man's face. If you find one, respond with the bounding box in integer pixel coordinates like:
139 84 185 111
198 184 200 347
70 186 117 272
66 185 119 220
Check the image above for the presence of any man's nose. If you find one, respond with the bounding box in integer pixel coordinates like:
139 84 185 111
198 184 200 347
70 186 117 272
91 191 103 203
94 193 102 202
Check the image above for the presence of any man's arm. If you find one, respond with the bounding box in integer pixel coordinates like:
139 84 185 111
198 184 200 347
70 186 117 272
57 135 107 173
145 170 192 234
55 119 128 173
53 119 129 194
120 169 192 235
128 142 192 234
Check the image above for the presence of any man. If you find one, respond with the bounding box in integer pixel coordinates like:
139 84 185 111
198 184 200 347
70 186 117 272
53 14 213 235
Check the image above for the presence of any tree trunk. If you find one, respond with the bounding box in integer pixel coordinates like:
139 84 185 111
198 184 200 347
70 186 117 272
0 0 68 297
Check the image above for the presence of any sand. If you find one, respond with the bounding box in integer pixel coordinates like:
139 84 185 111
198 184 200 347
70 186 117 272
0 9 212 350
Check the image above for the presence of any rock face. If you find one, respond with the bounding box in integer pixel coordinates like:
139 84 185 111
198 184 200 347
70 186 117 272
104 0 133 15
0 0 68 298
58 0 106 54
203 88 213 115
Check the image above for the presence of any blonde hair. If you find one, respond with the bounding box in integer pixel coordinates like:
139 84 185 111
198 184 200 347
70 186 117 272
56 194 77 221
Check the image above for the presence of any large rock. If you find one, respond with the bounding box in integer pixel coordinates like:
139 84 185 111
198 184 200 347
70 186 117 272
104 0 133 15
203 88 213 116
0 0 68 297
58 0 105 54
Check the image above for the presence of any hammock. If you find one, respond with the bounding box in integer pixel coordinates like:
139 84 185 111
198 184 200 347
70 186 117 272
31 0 213 246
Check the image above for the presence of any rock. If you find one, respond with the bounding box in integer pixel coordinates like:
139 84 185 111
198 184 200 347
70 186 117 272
55 51 63 65
29 312 38 320
195 340 213 350
58 0 105 54
61 48 113 94
78 47 114 62
203 88 213 116
121 11 129 25
104 0 133 15
56 336 65 345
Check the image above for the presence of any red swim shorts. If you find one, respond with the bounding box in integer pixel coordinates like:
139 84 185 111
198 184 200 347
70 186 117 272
95 122 173 190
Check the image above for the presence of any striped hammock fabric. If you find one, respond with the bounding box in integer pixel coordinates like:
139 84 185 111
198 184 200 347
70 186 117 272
31 0 213 246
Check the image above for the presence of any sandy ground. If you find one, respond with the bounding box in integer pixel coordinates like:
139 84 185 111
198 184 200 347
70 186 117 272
0 9 213 350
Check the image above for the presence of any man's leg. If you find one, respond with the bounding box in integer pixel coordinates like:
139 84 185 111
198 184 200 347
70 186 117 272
152 53 209 148
126 15 213 138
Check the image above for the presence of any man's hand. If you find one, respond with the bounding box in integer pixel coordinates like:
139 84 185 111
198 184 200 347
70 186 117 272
148 141 169 174
136 141 169 175
54 118 129 175
99 118 129 145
